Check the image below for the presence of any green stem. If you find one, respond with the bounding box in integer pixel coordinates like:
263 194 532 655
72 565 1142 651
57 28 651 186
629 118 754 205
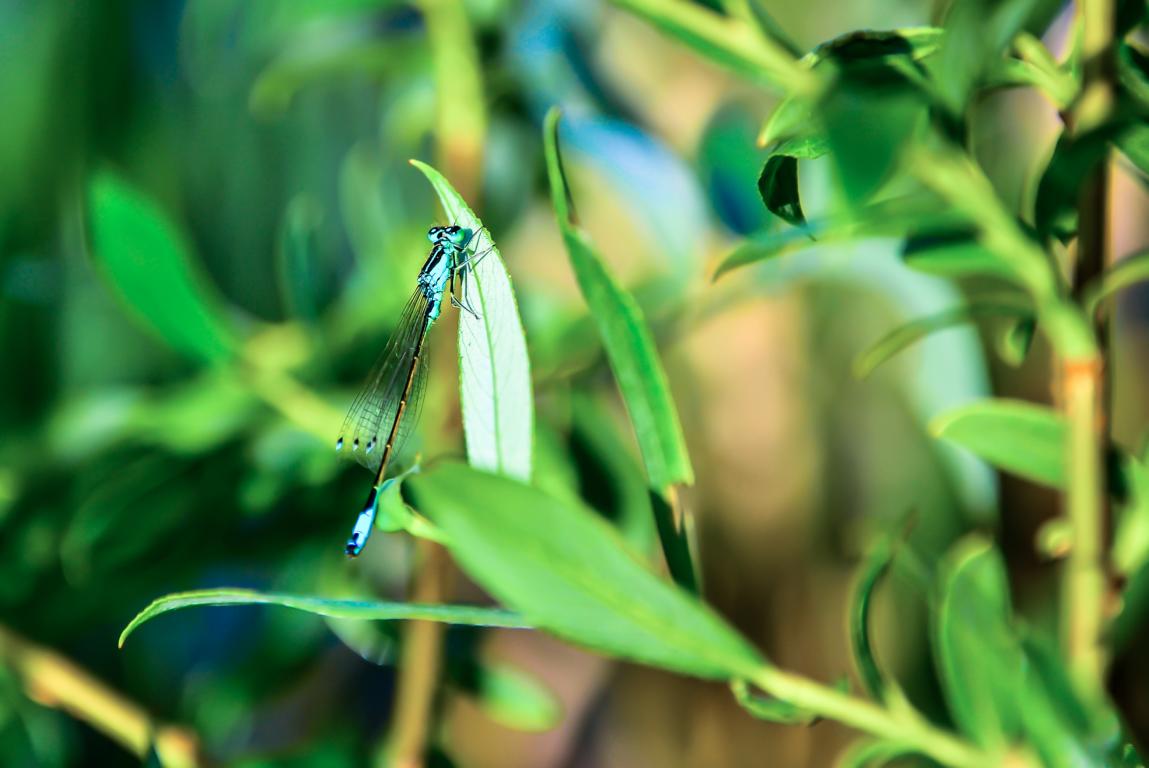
1061 0 1114 705
749 666 991 768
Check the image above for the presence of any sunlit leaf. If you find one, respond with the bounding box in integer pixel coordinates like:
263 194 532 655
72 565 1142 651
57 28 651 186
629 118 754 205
410 463 764 679
411 160 534 482
87 172 238 363
611 0 814 91
934 538 1024 748
930 399 1064 487
120 589 529 648
543 109 693 490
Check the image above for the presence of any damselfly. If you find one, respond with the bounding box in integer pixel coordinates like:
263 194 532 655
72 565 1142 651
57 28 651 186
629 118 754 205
337 224 484 556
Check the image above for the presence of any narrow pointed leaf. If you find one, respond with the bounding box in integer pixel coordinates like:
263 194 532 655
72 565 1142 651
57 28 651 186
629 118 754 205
1083 249 1149 318
854 300 1031 379
543 109 693 489
120 588 529 648
610 0 814 91
410 160 533 482
410 463 764 679
87 172 238 363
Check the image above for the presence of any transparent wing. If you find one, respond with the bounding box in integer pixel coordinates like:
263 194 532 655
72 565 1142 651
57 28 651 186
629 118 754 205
337 289 433 474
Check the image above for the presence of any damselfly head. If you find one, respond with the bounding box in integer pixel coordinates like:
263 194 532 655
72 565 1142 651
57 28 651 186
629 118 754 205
427 225 473 248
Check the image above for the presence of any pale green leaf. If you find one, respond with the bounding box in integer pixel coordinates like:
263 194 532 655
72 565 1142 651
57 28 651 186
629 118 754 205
410 160 533 482
930 399 1064 487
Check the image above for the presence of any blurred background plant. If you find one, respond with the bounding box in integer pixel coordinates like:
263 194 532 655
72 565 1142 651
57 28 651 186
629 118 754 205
4 0 1149 766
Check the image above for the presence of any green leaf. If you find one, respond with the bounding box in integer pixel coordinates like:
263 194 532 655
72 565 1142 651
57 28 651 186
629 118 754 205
853 299 1032 379
715 194 963 280
757 135 828 227
929 0 1053 115
1118 40 1149 113
543 109 693 490
995 315 1037 367
119 588 529 648
934 538 1025 748
849 537 896 702
410 159 534 482
610 0 815 91
1084 249 1149 318
1116 124 1149 180
1034 125 1119 243
277 195 326 324
454 663 563 733
410 463 765 680
836 739 919 768
87 172 238 363
931 399 1065 487
729 679 818 725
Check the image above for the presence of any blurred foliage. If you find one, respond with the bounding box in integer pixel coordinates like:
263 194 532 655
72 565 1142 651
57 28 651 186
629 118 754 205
5 0 1149 766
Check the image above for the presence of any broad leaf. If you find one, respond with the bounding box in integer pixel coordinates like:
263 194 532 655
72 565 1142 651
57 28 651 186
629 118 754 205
411 160 534 482
931 399 1064 487
87 172 238 363
410 463 765 680
120 588 528 647
934 538 1025 748
543 109 693 490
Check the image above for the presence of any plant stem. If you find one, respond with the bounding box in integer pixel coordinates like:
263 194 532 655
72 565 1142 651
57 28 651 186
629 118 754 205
0 625 200 767
382 540 450 768
418 0 486 202
1062 0 1114 704
750 666 990 768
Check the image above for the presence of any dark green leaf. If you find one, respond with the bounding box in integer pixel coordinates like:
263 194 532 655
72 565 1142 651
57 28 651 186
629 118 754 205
1035 125 1121 243
849 537 896 701
410 463 765 679
757 135 828 227
87 172 238 363
1118 41 1149 113
277 195 326 324
119 589 529 648
1116 124 1149 180
543 108 694 490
